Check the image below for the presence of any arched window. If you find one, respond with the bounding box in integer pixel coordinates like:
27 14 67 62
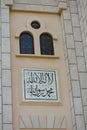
40 33 54 55
20 32 34 54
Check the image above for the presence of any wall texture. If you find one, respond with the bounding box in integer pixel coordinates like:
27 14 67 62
77 0 87 129
1 0 13 130
62 0 87 130
0 0 87 130
0 0 2 130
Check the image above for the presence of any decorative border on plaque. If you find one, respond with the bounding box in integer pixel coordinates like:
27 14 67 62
22 68 60 102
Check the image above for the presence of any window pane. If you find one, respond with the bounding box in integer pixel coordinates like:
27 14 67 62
20 32 34 54
40 34 54 55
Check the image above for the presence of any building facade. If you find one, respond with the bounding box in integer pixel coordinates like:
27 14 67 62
0 0 87 130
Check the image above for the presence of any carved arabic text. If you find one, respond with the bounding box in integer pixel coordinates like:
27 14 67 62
26 85 54 97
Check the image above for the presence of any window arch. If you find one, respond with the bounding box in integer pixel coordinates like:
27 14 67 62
40 33 54 55
20 32 34 54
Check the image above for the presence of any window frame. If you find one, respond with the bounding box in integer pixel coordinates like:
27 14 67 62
40 33 54 55
19 31 34 54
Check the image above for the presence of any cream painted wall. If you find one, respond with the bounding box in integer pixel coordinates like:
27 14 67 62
10 11 73 130
0 0 87 130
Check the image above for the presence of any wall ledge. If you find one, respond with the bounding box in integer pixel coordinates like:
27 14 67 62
5 0 67 14
5 0 13 6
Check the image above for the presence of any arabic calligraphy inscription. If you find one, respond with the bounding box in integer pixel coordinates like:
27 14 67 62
22 69 59 102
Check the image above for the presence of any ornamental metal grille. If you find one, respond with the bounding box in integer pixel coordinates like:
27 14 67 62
31 21 40 29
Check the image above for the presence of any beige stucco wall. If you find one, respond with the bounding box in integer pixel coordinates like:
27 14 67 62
10 11 73 130
0 0 87 130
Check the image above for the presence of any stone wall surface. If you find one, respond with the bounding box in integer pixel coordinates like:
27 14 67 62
62 0 87 130
1 0 13 130
0 0 87 130
61 0 87 130
76 0 87 129
0 0 2 130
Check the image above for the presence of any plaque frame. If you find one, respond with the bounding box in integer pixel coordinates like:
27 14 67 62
22 68 60 103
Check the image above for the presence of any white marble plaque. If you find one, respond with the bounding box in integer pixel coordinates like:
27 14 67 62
22 69 60 102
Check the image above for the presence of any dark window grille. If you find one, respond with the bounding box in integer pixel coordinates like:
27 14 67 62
31 21 40 29
20 32 34 54
40 33 54 55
